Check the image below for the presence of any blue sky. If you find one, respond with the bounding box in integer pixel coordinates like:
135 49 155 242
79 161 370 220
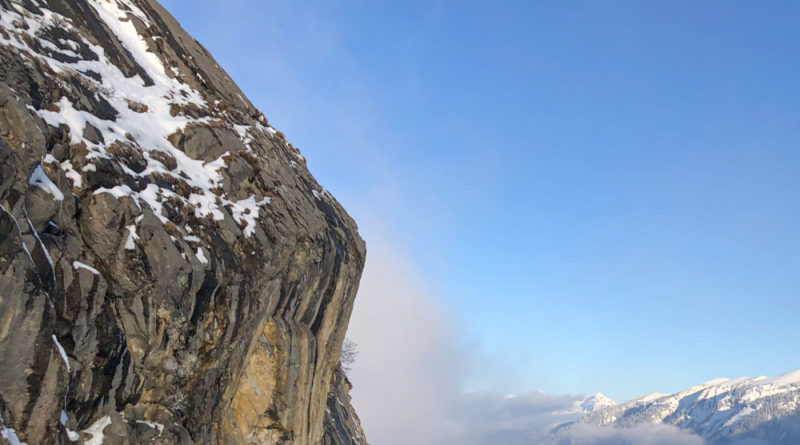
161 0 800 401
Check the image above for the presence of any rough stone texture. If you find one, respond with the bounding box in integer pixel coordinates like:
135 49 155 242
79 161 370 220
0 1 368 444
321 367 367 445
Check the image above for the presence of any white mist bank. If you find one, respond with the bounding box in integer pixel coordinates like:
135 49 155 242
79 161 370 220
345 239 800 445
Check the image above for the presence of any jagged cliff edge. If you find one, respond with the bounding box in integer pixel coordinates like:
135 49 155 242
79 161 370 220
0 0 367 443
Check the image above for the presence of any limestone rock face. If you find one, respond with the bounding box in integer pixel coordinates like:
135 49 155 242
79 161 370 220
0 1 368 444
321 367 367 445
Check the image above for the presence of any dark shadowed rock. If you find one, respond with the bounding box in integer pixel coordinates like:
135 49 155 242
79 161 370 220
322 367 368 445
182 124 246 162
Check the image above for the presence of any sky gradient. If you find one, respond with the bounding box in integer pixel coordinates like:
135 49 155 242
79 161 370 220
160 0 800 402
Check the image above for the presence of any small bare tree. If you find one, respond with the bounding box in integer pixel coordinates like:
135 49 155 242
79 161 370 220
339 338 358 374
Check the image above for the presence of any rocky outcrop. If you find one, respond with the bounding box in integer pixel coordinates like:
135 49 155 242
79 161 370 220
0 0 368 444
322 367 367 445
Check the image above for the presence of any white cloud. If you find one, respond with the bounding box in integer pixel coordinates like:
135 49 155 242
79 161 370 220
346 239 711 445
346 239 464 444
346 240 587 445
546 423 705 445
442 392 590 445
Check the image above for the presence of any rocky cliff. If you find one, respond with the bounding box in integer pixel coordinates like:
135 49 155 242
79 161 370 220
0 0 367 444
322 367 366 445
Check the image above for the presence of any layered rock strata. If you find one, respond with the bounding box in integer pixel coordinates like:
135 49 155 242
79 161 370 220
0 0 367 443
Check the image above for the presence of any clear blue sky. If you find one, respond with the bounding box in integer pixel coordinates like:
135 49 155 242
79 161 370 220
160 0 800 401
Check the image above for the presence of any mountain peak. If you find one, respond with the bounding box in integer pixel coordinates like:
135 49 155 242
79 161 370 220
567 368 800 444
581 392 617 412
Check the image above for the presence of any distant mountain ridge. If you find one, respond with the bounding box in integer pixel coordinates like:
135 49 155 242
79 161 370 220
555 368 800 444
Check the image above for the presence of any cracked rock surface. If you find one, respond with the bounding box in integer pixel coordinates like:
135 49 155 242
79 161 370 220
0 0 368 443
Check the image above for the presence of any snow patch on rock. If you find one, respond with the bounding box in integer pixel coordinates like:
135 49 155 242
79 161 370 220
72 261 100 275
83 415 111 445
2 0 272 238
29 165 64 201
51 335 70 372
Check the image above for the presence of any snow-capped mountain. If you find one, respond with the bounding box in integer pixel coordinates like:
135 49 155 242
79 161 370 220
580 393 617 413
563 368 800 444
